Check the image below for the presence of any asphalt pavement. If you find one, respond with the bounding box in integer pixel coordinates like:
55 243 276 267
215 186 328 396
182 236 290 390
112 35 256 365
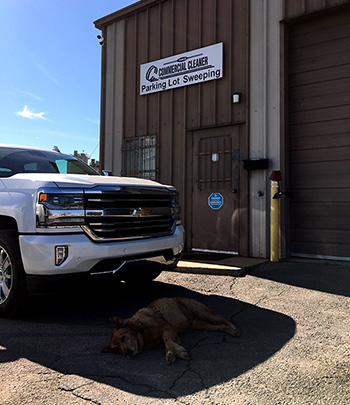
0 256 349 404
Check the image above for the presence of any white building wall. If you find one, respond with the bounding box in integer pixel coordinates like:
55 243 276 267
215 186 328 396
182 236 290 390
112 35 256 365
249 0 283 257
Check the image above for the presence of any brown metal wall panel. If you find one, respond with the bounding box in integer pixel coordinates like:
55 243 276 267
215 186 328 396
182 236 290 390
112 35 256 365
136 10 148 136
171 0 187 188
148 4 160 62
284 1 307 18
216 0 233 125
199 0 217 128
147 6 161 136
232 0 248 123
307 0 327 12
124 15 137 138
201 0 216 47
158 0 174 185
186 0 201 129
103 0 249 254
174 0 187 54
160 0 173 58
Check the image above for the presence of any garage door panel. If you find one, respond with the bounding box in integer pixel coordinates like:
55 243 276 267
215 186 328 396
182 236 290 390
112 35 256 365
290 91 349 113
289 45 350 74
289 22 350 48
289 146 350 163
289 12 350 37
289 77 350 98
290 228 350 245
289 119 350 138
289 105 350 125
290 133 350 152
291 188 350 202
289 78 350 112
291 241 350 258
290 162 350 188
289 64 350 87
288 10 350 260
291 204 350 230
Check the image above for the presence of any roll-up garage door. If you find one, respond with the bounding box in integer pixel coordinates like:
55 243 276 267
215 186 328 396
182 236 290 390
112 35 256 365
288 10 350 260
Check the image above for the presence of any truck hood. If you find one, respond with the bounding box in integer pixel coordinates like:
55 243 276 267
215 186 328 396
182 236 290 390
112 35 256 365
7 173 171 189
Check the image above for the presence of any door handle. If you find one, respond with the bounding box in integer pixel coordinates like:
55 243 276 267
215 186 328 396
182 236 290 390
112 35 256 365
231 189 238 193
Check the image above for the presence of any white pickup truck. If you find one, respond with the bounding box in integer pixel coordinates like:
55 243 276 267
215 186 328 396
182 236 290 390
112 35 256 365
0 145 185 316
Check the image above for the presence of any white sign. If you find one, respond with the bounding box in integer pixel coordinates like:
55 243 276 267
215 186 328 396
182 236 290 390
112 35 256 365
140 42 223 95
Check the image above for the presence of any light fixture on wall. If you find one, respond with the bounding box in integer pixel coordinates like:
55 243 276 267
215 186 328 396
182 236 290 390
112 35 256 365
211 153 220 162
232 92 240 103
97 35 104 46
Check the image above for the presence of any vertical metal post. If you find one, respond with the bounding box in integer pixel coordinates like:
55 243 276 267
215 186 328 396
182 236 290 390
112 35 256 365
270 179 279 262
269 171 282 262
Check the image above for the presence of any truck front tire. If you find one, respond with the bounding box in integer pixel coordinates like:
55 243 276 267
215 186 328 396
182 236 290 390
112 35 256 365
0 231 27 317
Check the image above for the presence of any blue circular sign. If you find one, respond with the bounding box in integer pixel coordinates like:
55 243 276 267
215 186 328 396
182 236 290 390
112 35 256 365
208 193 224 210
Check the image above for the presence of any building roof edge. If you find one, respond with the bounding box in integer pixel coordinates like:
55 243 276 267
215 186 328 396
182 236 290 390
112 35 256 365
94 0 161 29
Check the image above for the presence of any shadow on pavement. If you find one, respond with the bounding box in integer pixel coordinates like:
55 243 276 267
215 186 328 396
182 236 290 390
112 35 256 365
250 260 350 297
0 278 296 399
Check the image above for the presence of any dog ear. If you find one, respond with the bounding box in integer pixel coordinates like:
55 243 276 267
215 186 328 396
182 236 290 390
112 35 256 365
109 316 124 329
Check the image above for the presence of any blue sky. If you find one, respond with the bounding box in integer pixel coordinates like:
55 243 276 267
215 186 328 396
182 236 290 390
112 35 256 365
0 0 136 162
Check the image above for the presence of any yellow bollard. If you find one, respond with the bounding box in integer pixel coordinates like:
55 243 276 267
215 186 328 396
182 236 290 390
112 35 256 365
269 171 282 262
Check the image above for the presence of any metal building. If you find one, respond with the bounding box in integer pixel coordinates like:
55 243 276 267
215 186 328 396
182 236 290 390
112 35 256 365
94 0 350 261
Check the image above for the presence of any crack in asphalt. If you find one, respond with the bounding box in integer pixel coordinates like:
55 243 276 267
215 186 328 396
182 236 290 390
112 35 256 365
58 378 100 404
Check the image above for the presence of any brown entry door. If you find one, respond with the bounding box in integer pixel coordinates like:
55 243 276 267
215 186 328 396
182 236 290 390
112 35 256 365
191 126 240 254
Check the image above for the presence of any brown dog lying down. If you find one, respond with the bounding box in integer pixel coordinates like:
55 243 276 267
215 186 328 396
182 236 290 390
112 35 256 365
102 297 239 364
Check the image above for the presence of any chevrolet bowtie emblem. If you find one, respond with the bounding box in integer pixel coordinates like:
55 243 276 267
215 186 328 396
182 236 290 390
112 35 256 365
132 207 150 217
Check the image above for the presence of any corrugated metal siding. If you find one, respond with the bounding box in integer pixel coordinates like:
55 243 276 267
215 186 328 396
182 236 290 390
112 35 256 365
120 0 248 186
112 0 249 254
96 0 249 254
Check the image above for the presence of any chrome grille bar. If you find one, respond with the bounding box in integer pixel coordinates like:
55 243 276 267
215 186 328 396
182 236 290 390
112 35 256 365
82 186 176 242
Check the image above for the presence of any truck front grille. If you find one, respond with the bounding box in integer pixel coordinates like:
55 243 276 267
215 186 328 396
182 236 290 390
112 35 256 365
82 186 176 242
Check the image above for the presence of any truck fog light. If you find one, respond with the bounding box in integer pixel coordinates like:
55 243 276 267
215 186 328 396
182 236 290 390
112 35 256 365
55 246 68 266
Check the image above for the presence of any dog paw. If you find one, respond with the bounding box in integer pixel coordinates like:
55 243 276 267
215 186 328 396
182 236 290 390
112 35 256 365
227 324 239 337
175 345 189 361
166 350 176 364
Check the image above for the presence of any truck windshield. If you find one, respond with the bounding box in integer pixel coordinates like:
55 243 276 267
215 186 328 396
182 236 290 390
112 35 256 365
0 147 99 177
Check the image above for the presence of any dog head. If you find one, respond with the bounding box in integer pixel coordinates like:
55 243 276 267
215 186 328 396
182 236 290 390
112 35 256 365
102 316 144 358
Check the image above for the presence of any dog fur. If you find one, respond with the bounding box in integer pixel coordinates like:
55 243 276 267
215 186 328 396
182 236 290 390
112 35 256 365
102 297 239 364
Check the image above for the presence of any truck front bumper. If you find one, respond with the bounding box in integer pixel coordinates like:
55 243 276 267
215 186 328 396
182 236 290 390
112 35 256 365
19 225 185 276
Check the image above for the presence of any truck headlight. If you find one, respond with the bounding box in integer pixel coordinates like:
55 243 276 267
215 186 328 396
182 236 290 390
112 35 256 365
36 188 85 228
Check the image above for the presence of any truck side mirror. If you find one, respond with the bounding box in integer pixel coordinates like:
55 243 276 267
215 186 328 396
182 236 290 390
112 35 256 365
102 170 112 176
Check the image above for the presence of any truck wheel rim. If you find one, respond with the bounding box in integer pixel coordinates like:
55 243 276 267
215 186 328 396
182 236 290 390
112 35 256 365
0 247 12 304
